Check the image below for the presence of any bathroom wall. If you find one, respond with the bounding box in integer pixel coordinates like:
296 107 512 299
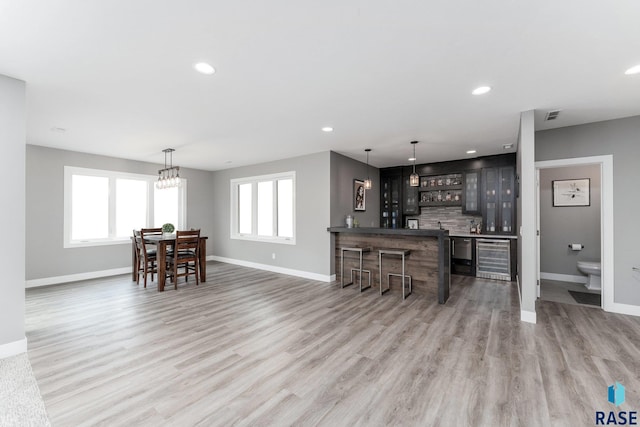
536 115 640 306
539 165 601 278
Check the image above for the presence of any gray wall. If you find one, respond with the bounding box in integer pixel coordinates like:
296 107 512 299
26 145 215 280
540 165 601 276
329 151 380 228
536 115 640 305
0 75 26 350
210 151 331 276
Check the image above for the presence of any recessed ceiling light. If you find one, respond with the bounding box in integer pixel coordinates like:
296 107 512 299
321 127 333 132
408 157 416 161
466 150 477 154
503 143 514 150
472 86 491 95
194 62 215 75
624 64 640 75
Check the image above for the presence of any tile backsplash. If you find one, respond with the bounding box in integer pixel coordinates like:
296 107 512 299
407 206 482 234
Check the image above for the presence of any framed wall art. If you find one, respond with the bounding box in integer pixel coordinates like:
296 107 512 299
407 219 419 229
552 178 590 207
354 179 366 211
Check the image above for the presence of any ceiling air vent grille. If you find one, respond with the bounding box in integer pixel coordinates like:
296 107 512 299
545 110 561 121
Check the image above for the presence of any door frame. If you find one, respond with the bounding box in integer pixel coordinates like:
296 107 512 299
535 155 613 311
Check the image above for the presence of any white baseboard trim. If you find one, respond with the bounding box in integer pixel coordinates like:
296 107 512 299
540 272 587 284
208 255 334 283
521 310 537 324
26 267 131 288
607 303 640 317
0 337 27 359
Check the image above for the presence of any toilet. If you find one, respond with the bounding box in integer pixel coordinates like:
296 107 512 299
577 260 601 292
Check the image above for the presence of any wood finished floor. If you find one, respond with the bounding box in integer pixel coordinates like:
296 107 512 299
26 262 640 427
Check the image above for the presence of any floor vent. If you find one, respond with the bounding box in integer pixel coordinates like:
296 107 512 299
545 110 561 121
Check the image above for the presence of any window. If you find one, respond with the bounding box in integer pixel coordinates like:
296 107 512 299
64 166 186 247
230 172 295 244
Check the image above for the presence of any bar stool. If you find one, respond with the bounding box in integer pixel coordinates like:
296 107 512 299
340 247 372 292
378 249 412 300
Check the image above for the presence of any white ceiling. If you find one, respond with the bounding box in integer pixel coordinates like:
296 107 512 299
1 1 639 170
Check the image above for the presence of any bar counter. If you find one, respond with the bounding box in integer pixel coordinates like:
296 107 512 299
327 227 451 303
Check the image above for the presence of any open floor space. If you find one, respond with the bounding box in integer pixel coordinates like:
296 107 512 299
26 263 640 426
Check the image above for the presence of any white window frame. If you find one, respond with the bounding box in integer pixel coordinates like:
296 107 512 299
63 166 187 248
230 171 296 245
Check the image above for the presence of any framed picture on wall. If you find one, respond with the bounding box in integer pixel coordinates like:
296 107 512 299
354 179 366 211
552 178 590 207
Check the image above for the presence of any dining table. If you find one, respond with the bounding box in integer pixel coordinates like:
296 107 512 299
132 234 208 291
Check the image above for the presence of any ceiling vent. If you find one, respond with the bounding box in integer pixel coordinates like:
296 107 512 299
544 110 562 121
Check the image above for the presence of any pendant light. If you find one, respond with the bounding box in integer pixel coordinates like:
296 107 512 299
409 141 419 187
156 148 182 189
364 148 372 190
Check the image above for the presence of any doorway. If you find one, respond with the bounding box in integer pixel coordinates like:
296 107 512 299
535 155 614 311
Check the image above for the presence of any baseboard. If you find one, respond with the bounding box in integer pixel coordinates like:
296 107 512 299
0 337 27 359
607 303 640 317
540 272 587 284
26 267 131 288
208 255 334 283
521 310 537 324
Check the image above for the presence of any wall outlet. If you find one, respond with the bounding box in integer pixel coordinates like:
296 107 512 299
272 253 276 260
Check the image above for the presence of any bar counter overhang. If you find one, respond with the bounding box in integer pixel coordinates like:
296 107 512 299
327 227 451 304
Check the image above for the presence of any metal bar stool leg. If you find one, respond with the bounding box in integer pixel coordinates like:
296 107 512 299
340 247 371 290
340 248 346 288
379 249 411 299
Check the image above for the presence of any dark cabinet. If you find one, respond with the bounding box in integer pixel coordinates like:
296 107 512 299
462 170 480 214
481 166 515 234
403 173 419 215
380 168 402 228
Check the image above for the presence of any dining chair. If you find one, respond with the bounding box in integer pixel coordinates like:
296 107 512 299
165 229 200 289
137 229 160 288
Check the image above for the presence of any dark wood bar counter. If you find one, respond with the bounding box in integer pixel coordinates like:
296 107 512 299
327 227 451 303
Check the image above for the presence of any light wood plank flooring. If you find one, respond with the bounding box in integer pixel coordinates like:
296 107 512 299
26 263 640 426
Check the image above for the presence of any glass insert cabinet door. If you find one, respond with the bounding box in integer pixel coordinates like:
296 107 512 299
483 168 497 233
380 171 402 228
500 166 514 233
462 170 480 214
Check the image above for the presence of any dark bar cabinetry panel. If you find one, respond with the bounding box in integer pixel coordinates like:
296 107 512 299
380 168 403 228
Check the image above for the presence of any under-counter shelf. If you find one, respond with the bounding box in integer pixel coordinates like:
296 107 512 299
419 200 462 207
420 184 462 192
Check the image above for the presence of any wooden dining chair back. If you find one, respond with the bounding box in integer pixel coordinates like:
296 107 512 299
137 228 160 288
133 230 142 282
166 229 200 289
141 227 163 237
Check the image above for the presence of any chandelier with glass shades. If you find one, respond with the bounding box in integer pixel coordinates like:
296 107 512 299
156 148 182 189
